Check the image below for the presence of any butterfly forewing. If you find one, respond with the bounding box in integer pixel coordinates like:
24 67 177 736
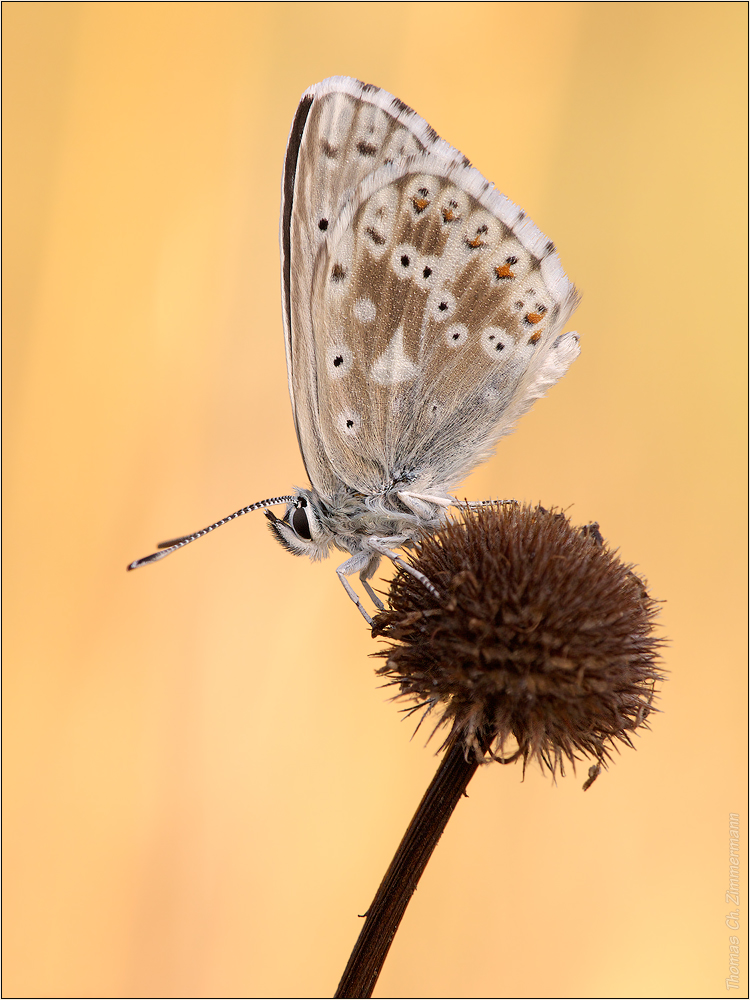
282 78 467 496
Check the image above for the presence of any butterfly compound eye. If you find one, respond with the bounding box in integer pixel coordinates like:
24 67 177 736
292 503 312 540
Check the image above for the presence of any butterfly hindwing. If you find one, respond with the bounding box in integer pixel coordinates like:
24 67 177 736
311 156 579 495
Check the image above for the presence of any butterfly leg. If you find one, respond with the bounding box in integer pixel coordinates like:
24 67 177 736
335 553 379 624
369 538 440 600
336 568 373 624
360 579 385 611
397 491 453 519
459 498 518 508
359 556 385 611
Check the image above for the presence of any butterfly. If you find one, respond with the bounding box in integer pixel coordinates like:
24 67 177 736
128 77 580 623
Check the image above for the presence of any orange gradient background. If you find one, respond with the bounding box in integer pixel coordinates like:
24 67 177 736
4 3 747 998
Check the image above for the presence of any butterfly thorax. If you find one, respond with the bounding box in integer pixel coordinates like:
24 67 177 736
267 484 449 563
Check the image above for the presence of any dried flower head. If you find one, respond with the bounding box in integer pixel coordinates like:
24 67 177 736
373 503 663 781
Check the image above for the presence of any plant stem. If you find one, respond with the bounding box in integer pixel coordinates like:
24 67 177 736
334 731 492 998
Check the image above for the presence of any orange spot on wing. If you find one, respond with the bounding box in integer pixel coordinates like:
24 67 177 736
467 235 486 248
526 312 543 324
528 330 542 343
442 208 456 222
495 263 515 279
412 197 429 212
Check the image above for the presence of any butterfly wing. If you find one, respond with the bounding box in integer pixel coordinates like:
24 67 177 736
282 78 580 499
281 77 466 497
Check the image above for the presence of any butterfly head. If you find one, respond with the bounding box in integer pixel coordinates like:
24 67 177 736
265 488 335 562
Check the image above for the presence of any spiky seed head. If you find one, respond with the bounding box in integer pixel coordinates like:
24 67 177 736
373 503 664 783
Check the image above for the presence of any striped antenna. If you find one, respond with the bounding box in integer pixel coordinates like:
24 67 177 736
127 496 296 570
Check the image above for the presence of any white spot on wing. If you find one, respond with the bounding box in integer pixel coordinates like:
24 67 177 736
337 409 360 437
429 290 456 321
358 186 398 258
445 323 468 347
371 326 419 384
390 244 417 279
327 344 354 378
481 326 510 358
496 236 531 280
353 297 377 323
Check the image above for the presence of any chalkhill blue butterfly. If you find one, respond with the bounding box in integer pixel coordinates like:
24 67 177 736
129 77 580 622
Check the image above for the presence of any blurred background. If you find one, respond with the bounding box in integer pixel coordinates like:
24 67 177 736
4 3 746 997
